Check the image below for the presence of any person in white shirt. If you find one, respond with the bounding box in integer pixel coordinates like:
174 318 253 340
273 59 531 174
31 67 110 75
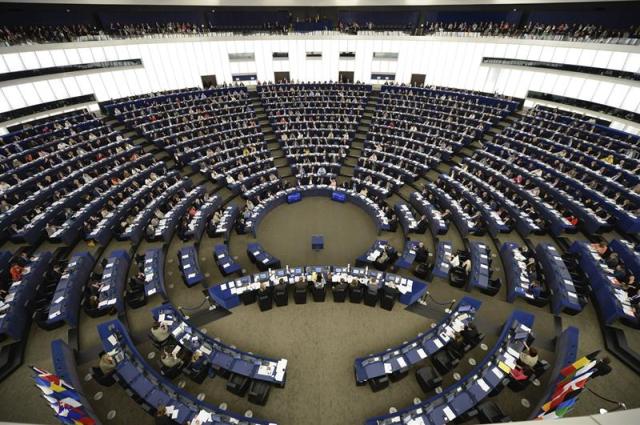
160 346 183 368
518 344 539 369
150 321 171 343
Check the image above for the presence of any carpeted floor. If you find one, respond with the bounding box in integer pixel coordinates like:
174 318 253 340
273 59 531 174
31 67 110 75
1 197 639 425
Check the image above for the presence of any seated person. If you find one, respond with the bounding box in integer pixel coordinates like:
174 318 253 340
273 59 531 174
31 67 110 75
312 272 325 288
460 323 480 345
186 350 209 377
415 242 428 263
590 356 612 378
376 246 392 267
9 262 24 282
517 344 539 374
0 292 11 314
150 321 171 344
258 281 270 293
462 257 472 274
160 345 184 369
98 352 117 376
333 278 348 292
415 215 428 233
348 275 360 289
592 241 611 260
129 271 145 292
155 405 179 425
527 280 547 299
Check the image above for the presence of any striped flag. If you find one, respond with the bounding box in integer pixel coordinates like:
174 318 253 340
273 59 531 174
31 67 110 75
537 352 600 420
31 366 96 425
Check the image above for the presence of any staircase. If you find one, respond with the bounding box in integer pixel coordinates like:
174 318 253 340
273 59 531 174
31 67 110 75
339 88 380 179
247 89 296 186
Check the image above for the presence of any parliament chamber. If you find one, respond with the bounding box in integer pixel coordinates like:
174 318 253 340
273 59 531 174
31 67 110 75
0 1 639 424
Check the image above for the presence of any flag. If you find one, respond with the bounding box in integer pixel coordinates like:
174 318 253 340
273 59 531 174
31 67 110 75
537 354 599 419
31 366 96 425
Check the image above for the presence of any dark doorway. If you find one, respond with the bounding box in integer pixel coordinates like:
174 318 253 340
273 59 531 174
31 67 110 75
410 73 426 86
274 71 290 83
339 71 354 83
201 74 217 88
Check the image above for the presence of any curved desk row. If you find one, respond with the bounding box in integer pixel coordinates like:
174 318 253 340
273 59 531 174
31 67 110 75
395 202 419 234
500 242 547 306
214 244 242 276
247 242 281 271
366 310 535 425
51 159 160 246
441 172 510 237
96 250 130 316
178 245 204 288
87 163 166 246
432 241 453 279
152 304 287 386
486 142 608 236
536 243 582 315
356 240 396 270
610 239 640 279
394 240 422 270
185 195 222 241
50 339 102 424
12 146 143 246
409 192 448 236
354 296 481 383
0 251 53 342
459 159 542 237
143 248 166 298
569 241 638 327
212 204 239 243
528 326 580 420
46 252 95 328
97 319 274 425
244 185 391 237
428 183 478 237
468 241 495 295
152 186 205 243
208 266 427 311
474 150 575 237
120 176 190 244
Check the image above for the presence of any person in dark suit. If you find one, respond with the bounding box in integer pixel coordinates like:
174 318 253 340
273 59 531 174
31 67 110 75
415 242 428 263
590 357 612 378
155 405 179 425
461 323 480 345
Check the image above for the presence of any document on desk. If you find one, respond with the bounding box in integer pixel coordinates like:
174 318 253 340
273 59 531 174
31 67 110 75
397 357 407 368
443 406 456 421
384 363 392 374
194 410 212 423
477 378 490 392
417 348 427 359
107 335 118 346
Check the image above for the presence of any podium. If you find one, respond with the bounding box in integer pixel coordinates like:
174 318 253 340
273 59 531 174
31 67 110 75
312 235 324 250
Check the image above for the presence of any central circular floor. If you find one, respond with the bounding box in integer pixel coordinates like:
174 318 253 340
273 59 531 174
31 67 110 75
257 197 379 266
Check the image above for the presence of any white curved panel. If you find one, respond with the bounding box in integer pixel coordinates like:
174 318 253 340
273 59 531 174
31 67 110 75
0 35 638 126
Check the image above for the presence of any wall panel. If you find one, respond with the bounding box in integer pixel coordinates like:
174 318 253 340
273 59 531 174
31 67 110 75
0 36 638 125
